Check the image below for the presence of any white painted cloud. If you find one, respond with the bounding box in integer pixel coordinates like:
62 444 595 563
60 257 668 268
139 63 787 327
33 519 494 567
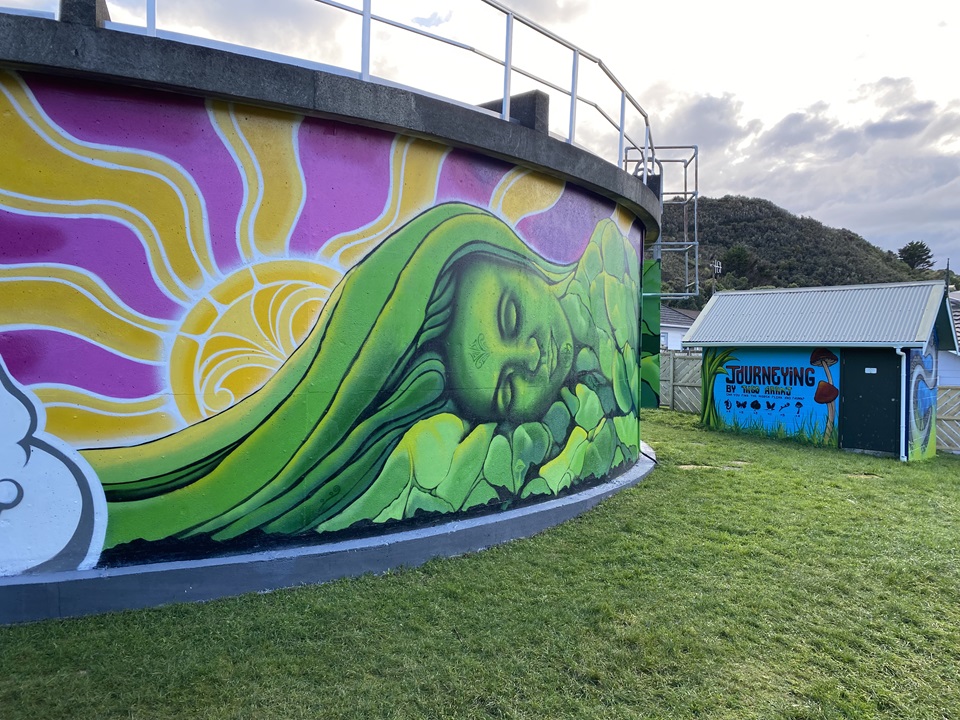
0 358 106 576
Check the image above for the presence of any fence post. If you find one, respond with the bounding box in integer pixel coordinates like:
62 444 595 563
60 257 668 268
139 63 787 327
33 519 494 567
669 350 676 410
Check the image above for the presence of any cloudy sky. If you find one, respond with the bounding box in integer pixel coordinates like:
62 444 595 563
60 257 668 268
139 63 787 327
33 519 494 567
6 0 960 266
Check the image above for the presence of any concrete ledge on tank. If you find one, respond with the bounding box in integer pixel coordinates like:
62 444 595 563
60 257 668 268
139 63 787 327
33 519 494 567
0 446 656 624
479 90 550 135
0 9 660 240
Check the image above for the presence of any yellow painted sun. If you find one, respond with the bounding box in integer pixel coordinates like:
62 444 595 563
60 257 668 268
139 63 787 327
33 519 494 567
169 259 339 423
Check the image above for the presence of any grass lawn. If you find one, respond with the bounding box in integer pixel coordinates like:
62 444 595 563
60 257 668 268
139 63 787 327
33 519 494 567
2 409 960 719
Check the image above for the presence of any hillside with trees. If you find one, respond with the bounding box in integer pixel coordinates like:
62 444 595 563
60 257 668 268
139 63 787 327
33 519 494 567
657 196 946 309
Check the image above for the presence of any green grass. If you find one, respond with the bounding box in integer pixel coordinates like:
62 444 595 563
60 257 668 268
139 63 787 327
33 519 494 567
3 409 960 719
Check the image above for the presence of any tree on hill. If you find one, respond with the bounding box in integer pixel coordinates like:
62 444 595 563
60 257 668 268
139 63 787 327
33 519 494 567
897 241 934 271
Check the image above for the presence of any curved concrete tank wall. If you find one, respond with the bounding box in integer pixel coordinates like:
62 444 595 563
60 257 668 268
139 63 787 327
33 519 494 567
0 8 660 622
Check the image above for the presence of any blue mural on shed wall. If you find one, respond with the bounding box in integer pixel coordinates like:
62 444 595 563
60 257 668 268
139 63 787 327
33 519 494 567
704 347 841 446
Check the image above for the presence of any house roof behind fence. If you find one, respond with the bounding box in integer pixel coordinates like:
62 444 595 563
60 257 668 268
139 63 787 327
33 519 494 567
683 281 958 351
660 305 695 328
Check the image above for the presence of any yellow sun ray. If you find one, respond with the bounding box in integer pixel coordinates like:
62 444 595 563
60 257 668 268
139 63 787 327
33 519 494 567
612 204 637 237
33 386 179 446
0 71 216 302
0 266 173 362
208 101 306 262
318 136 449 269
491 167 565 225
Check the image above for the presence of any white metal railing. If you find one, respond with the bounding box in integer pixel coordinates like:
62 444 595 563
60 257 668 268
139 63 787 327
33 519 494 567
90 0 655 177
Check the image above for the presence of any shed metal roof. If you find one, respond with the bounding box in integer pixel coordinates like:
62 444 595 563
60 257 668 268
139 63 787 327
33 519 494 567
683 281 958 350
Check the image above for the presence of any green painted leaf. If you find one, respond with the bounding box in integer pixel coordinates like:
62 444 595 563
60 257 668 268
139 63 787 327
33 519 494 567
560 294 594 345
613 446 625 468
575 347 600 374
589 277 613 338
597 327 616 379
520 475 551 500
582 240 603 283
544 400 571 443
406 488 454 516
539 426 588 493
613 350 632 414
604 275 631 349
512 423 550 489
561 386 579 416
613 414 639 453
575 384 604 431
626 240 640 281
461 480 499 511
409 414 467 490
600 221 627 278
482 433 515 492
432 423 495 508
316 444 414 533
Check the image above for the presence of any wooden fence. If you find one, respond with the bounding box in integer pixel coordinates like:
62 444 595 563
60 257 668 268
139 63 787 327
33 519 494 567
659 349 702 414
656 355 959 454
939 386 960 453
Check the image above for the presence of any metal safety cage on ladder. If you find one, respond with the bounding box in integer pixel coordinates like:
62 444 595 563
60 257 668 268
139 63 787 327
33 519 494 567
626 145 699 300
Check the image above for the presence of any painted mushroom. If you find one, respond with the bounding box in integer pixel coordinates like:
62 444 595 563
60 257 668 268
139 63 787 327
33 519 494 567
813 380 839 442
810 348 838 386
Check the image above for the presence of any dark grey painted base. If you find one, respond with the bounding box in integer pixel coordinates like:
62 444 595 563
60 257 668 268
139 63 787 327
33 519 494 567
1 446 656 624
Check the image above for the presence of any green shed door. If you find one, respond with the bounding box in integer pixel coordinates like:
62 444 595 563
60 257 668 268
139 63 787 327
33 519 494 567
839 349 902 455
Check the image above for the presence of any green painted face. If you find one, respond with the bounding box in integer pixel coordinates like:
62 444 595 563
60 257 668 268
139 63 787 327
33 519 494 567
445 255 574 422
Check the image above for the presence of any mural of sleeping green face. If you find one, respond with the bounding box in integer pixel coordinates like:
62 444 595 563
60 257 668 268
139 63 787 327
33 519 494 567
445 255 574 422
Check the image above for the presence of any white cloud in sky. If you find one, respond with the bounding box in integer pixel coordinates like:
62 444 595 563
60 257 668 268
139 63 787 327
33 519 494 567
412 10 451 28
501 0 589 24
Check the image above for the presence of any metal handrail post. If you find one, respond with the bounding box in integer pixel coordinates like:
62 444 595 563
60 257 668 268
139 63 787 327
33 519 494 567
502 12 513 121
568 48 579 143
617 90 626 170
146 0 156 36
361 0 371 81
643 126 650 183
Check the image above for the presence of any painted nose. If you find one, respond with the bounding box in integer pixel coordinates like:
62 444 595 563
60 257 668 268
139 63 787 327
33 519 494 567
521 337 541 373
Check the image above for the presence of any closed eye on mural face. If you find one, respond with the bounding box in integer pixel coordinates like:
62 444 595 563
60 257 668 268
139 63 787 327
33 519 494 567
498 292 520 340
495 370 515 416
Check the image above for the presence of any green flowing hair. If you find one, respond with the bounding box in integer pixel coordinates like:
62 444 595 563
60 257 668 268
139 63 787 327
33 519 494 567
84 203 642 548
